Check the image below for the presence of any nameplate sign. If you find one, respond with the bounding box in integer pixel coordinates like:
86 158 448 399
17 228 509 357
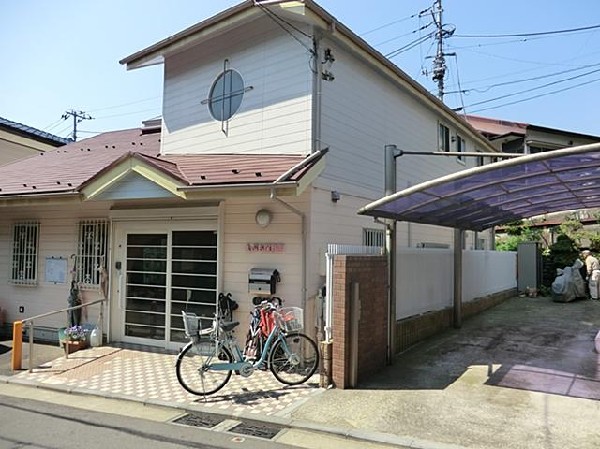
246 243 285 253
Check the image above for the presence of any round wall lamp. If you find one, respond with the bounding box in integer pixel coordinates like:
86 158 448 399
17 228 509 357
255 209 272 228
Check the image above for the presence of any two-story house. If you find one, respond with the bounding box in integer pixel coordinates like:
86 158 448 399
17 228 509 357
0 117 68 166
0 0 500 350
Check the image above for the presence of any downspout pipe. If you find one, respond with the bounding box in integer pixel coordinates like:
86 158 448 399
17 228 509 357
385 144 402 364
270 188 307 315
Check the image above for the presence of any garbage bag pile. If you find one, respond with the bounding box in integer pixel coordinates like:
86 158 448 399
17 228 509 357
552 259 586 302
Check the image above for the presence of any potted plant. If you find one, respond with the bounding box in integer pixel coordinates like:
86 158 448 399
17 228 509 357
62 325 88 354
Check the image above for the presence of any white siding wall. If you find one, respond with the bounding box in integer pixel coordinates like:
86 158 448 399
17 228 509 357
307 39 485 252
221 193 307 321
161 16 313 155
315 39 480 200
0 203 111 329
306 186 380 295
462 250 517 302
396 248 517 319
526 129 598 149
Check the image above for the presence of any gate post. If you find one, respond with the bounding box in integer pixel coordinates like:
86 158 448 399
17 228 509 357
11 321 23 371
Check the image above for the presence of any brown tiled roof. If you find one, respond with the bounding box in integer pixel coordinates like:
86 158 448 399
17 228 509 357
165 154 312 185
465 115 527 138
0 127 316 197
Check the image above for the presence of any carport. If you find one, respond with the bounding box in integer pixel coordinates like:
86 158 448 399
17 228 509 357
359 142 600 358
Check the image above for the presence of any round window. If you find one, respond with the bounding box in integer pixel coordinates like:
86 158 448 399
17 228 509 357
208 69 245 121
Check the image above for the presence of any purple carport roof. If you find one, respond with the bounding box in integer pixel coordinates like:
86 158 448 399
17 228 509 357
358 143 600 231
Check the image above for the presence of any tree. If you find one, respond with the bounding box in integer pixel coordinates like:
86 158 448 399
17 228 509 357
495 219 544 251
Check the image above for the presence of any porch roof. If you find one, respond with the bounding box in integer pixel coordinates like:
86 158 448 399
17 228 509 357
358 143 600 231
0 127 323 198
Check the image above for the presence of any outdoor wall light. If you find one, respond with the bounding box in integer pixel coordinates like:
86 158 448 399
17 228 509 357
331 190 341 203
255 209 272 227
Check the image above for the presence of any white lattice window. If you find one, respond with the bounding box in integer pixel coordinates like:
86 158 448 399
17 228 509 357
75 220 109 289
363 228 385 247
11 222 39 285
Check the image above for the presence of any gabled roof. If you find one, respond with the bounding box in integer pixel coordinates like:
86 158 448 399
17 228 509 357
465 115 527 139
0 126 325 199
466 114 600 141
120 0 496 154
0 116 70 147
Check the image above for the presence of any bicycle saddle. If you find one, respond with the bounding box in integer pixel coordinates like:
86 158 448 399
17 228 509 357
221 321 240 332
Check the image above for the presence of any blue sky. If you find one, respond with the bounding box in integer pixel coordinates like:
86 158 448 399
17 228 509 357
2 1 600 140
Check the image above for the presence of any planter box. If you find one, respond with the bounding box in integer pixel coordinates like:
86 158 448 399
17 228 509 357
63 339 88 355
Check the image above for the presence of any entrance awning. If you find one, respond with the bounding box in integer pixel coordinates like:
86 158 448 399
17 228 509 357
358 143 600 231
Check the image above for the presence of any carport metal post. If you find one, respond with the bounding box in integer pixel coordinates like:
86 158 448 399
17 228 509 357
385 144 402 363
454 228 463 328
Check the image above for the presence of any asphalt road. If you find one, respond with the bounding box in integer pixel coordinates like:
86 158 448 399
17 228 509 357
0 394 294 449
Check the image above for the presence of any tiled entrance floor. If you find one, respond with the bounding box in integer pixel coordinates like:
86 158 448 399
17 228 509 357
14 343 321 417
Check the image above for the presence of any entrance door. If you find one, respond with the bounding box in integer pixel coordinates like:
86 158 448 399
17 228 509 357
115 225 218 347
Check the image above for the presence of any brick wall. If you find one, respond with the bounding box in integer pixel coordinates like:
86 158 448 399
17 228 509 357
331 255 388 388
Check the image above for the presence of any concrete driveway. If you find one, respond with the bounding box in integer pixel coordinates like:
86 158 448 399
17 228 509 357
291 296 600 449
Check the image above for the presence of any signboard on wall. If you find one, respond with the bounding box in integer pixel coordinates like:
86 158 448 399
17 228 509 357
246 243 285 253
45 257 68 284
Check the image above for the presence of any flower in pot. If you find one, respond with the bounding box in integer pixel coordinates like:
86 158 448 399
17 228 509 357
64 325 87 342
63 325 88 354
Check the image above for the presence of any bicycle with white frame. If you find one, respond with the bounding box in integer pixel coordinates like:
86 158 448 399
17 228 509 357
176 300 319 396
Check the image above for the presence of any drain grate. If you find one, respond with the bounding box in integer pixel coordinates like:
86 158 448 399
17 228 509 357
173 412 225 429
229 420 284 440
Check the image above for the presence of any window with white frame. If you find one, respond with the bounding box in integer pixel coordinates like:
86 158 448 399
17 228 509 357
456 135 466 162
363 228 385 247
75 220 109 289
439 123 450 152
11 222 39 285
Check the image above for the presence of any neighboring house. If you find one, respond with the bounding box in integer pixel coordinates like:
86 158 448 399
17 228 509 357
0 117 69 165
0 1 504 351
465 114 600 155
467 114 600 247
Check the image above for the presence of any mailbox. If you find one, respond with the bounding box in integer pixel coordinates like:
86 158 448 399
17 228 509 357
248 268 280 295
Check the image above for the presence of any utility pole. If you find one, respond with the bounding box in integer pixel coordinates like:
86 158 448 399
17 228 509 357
431 0 455 102
61 110 93 142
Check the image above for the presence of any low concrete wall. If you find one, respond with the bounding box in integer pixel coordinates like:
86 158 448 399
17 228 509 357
396 248 517 319
395 288 516 353
329 248 518 387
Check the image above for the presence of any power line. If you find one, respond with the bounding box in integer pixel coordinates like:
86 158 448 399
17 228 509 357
373 22 433 48
446 62 600 95
455 67 600 111
86 96 160 113
360 7 431 36
255 2 314 54
448 44 583 68
385 31 436 58
93 107 160 121
454 23 600 39
467 77 600 114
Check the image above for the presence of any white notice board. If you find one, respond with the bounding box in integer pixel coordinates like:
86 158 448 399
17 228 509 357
45 257 68 284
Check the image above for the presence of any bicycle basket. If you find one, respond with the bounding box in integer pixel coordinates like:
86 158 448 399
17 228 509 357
182 311 200 339
278 307 303 332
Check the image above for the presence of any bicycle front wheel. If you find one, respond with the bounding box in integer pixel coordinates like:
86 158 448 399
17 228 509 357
176 340 233 396
269 332 319 385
